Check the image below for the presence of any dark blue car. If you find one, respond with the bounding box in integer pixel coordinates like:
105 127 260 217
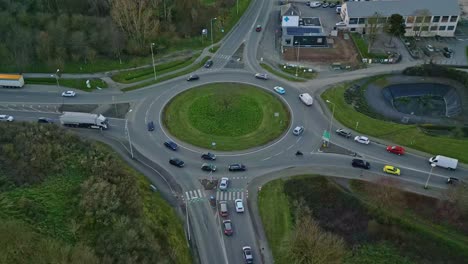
164 141 178 151
147 121 155 131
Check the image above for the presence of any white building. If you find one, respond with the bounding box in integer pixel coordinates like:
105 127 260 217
340 0 460 37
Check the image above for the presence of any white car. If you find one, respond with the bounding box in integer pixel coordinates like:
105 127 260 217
0 115 14 122
354 136 370 145
219 177 229 191
273 86 285 94
62 91 76 97
335 21 347 27
309 1 321 7
255 73 268 80
235 199 244 213
426 44 434 52
293 126 304 136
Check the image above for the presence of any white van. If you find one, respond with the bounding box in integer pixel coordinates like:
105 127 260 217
336 6 341 14
429 155 458 170
299 93 313 106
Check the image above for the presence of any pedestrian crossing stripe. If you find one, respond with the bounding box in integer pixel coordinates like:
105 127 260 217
184 189 205 201
216 191 244 201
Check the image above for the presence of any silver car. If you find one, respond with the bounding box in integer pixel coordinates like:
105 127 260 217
219 177 229 191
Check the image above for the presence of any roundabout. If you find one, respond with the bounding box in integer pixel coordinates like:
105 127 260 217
162 82 290 151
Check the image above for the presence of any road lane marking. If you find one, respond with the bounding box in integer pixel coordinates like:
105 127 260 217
261 156 272 161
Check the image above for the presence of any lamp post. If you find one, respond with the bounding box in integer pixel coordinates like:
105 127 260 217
236 0 239 15
210 18 217 51
150 43 157 80
294 40 301 76
326 100 335 143
424 163 436 189
55 69 63 107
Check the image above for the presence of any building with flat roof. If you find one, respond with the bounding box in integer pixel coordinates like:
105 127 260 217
340 0 460 37
280 13 327 47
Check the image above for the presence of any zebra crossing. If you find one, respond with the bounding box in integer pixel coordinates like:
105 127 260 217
185 189 206 203
184 188 247 204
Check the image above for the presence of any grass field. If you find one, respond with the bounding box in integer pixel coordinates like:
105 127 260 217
162 83 290 150
111 53 200 83
259 175 468 264
321 84 468 163
260 63 306 82
351 33 388 60
278 64 316 79
122 56 211 92
25 78 108 91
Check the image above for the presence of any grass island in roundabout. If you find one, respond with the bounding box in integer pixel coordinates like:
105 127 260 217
162 83 290 151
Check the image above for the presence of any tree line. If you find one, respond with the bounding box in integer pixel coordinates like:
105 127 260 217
0 0 237 71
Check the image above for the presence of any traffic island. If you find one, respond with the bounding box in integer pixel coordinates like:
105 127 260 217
162 83 291 151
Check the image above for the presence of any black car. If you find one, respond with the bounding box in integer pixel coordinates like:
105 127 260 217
164 141 178 151
37 117 54 124
187 74 199 81
204 60 213 68
147 121 155 131
201 163 217 172
169 157 184 167
352 159 370 169
201 152 216 160
335 128 352 138
228 164 246 172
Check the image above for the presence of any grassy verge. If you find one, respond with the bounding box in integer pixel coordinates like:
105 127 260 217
162 83 290 150
111 53 200 83
209 44 220 53
321 84 468 163
259 175 468 263
258 179 293 260
122 56 211 92
260 63 307 82
278 64 316 79
351 33 388 60
25 78 108 91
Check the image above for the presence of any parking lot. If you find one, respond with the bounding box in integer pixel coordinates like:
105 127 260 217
408 37 468 66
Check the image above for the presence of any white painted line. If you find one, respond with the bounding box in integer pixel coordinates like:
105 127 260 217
216 191 220 201
261 156 272 161
273 151 283 157
197 189 203 198
185 192 190 200
241 192 244 200
287 144 294 150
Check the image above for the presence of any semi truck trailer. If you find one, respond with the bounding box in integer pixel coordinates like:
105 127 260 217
0 74 24 88
59 112 108 129
429 155 458 170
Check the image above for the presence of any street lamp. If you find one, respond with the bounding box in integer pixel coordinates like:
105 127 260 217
150 43 157 80
294 40 301 77
326 100 336 144
424 163 437 189
211 18 217 51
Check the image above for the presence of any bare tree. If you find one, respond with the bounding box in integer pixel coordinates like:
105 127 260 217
446 182 468 217
365 12 381 53
364 178 407 212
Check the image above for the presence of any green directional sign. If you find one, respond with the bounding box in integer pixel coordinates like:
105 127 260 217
322 130 330 142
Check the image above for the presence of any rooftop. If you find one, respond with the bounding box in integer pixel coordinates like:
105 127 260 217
345 0 460 18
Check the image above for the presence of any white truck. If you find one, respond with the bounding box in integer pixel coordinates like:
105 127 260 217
59 112 108 130
299 93 313 106
0 74 24 88
429 155 458 170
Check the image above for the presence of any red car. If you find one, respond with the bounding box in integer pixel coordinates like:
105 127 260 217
387 145 405 155
255 25 262 32
223 220 233 236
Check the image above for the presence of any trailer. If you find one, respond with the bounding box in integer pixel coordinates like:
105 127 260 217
59 112 108 130
0 74 25 88
429 155 458 170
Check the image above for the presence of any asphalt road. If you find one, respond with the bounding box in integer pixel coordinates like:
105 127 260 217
1 0 467 263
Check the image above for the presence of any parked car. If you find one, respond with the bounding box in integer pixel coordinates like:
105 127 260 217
235 199 244 213
61 91 76 97
352 159 370 169
335 21 347 27
255 73 268 80
354 136 370 145
443 47 454 54
335 128 351 138
147 121 155 131
386 145 405 155
204 60 213 68
0 115 14 122
329 3 337 8
187 74 199 81
219 177 229 190
243 246 254 264
322 3 329 7
201 152 216 160
223 220 233 236
37 117 53 124
169 157 184 168
273 86 285 94
443 47 454 58
201 163 217 172
164 140 178 151
293 126 304 136
446 177 460 185
255 25 262 32
228 164 246 172
309 1 321 7
426 44 434 52
383 165 401 176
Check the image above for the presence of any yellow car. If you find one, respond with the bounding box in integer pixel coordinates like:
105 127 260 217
383 165 401 176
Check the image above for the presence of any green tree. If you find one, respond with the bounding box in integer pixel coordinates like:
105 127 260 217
386 14 406 45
